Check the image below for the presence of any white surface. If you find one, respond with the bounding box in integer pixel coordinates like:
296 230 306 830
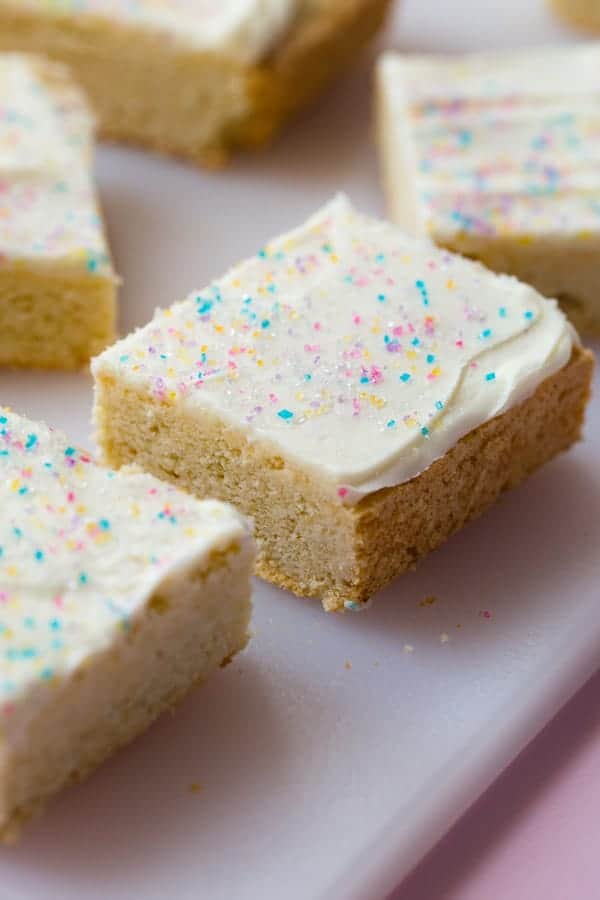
0 2 599 899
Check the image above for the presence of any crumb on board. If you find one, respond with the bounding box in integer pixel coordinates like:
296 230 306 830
419 594 439 608
189 782 203 794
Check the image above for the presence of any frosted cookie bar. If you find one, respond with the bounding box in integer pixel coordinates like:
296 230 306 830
0 0 392 167
377 47 600 335
92 195 593 612
0 409 253 840
0 54 116 368
550 0 600 30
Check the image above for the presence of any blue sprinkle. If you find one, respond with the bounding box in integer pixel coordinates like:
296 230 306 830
40 668 54 681
261 319 270 329
480 328 492 339
524 310 534 320
258 249 267 259
360 376 369 384
377 293 386 302
386 419 397 429
485 372 496 382
49 619 61 631
0 415 7 424
197 299 213 315
119 354 130 363
412 337 420 347
34 550 44 562
64 447 75 457
18 486 28 495
421 426 430 437
304 373 312 382
277 409 294 420
400 373 411 383
426 354 436 364
25 434 38 450
435 400 444 410
99 518 110 530
79 572 88 585
498 307 507 318
375 253 386 264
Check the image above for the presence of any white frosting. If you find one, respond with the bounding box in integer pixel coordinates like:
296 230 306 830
0 54 114 277
93 195 574 503
0 409 251 730
3 0 300 65
378 47 600 241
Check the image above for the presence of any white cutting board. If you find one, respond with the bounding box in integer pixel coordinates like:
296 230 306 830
0 2 599 898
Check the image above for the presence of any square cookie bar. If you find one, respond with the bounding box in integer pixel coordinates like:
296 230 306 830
0 0 392 167
92 195 593 612
377 47 600 335
0 54 117 368
0 409 253 840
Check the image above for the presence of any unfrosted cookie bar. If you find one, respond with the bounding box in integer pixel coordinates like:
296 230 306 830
0 54 117 368
0 0 392 167
377 47 600 335
92 195 593 612
550 0 600 30
0 409 253 840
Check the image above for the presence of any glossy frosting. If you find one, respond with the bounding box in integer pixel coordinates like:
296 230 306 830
0 54 113 277
93 195 574 503
3 0 299 64
0 409 249 727
379 47 600 241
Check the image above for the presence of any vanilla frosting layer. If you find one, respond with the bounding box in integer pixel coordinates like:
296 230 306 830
2 0 299 65
378 47 600 241
0 409 250 729
0 54 113 277
93 195 574 504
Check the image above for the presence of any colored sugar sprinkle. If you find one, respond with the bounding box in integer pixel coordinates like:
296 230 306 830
277 409 294 420
485 372 496 381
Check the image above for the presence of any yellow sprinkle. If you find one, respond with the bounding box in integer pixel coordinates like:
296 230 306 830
446 278 455 290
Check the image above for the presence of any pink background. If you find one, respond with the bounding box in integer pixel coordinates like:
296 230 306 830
390 669 600 900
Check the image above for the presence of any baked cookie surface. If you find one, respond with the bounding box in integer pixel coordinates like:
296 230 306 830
0 0 393 165
0 53 116 367
377 47 600 335
92 195 593 610
0 408 254 839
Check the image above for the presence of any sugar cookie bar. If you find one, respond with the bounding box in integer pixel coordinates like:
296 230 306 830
0 409 253 840
0 0 392 167
550 0 600 30
0 54 117 368
92 195 593 612
377 47 600 335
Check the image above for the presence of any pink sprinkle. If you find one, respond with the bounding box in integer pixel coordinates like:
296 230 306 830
53 595 64 609
352 398 361 416
455 339 464 348
337 487 349 498
392 325 403 336
67 491 75 503
353 314 361 325
304 343 320 353
148 487 158 495
2 703 15 717
313 322 322 331
268 393 278 404
370 365 384 385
